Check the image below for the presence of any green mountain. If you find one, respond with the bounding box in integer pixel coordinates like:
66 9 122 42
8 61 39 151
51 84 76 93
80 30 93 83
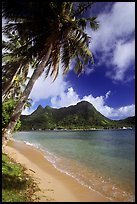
116 116 135 128
20 101 135 130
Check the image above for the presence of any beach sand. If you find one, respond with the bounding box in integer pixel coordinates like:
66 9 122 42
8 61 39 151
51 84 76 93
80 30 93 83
3 139 111 202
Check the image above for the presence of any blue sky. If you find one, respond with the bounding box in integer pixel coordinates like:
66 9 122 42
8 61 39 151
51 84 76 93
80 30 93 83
21 2 135 120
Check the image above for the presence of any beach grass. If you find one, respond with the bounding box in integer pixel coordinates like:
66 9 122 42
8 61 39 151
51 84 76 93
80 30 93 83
2 153 40 202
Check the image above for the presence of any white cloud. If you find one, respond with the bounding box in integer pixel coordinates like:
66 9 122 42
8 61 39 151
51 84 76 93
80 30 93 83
82 94 105 111
51 87 80 108
82 94 135 120
21 67 69 114
115 105 135 120
28 68 68 102
90 2 135 52
22 107 35 115
22 72 77 114
105 90 111 99
111 39 135 81
22 65 135 119
50 88 134 120
87 2 135 82
22 81 135 119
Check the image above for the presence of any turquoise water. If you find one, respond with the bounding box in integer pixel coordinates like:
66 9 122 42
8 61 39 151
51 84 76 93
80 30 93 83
13 129 135 201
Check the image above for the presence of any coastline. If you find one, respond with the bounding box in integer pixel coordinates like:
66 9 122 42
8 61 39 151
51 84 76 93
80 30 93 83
3 139 111 202
19 127 134 133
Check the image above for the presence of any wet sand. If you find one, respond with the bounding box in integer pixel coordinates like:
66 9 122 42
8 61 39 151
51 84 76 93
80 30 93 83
3 139 111 202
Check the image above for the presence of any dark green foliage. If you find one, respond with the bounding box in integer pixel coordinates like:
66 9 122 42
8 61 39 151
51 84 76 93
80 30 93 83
20 101 135 130
2 2 99 134
116 116 135 127
2 2 98 81
2 99 21 131
2 153 39 202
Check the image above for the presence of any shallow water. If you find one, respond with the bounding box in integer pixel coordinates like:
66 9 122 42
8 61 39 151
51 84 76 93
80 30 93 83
13 129 135 201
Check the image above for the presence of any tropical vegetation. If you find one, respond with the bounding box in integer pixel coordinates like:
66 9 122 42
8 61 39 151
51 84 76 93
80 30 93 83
2 99 21 132
20 101 135 130
2 1 99 142
2 153 39 202
2 31 32 102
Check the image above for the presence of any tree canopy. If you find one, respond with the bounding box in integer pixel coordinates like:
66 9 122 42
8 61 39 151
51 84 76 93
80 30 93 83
2 1 99 138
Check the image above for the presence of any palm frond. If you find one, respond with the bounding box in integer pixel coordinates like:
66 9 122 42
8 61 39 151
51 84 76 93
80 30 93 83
73 2 94 17
50 42 60 81
77 18 87 30
60 39 71 75
87 17 99 30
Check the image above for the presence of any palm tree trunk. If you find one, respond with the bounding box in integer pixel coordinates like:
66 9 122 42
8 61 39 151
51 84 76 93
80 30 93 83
2 44 52 143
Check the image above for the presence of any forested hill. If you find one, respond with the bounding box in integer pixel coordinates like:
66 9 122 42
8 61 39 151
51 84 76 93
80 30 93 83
20 101 135 130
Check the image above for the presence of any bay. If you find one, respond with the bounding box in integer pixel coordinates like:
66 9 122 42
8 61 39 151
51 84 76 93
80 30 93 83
13 129 135 201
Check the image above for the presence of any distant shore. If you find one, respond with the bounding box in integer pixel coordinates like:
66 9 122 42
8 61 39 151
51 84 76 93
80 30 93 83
3 139 111 202
19 126 134 132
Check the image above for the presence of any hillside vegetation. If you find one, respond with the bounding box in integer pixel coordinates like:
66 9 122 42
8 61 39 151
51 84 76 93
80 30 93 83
20 101 135 130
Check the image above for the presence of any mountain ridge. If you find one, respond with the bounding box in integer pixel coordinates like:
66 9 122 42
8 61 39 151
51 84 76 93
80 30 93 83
20 101 135 130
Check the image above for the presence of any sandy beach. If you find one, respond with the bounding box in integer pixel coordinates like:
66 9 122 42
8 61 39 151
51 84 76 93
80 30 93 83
3 139 111 202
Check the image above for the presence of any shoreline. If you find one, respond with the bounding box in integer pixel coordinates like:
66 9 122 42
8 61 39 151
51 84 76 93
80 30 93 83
3 139 111 202
18 127 134 133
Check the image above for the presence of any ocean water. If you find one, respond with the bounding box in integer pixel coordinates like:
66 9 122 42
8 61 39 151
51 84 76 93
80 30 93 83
13 129 135 202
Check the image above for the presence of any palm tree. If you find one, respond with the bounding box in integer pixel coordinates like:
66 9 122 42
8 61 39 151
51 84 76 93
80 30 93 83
2 31 34 102
2 2 99 141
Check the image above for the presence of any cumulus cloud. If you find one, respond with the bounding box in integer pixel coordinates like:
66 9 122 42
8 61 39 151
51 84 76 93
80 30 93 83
90 2 135 52
113 105 135 120
51 87 80 108
82 94 135 120
22 80 135 119
27 68 68 102
111 39 135 81
50 88 134 120
21 67 69 115
87 2 135 82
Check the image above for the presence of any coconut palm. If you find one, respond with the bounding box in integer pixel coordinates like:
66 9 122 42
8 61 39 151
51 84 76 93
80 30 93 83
2 2 99 140
2 31 34 101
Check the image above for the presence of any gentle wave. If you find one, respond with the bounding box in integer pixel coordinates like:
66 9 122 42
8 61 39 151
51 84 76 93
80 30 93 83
43 149 112 201
14 138 45 153
13 130 135 202
42 148 134 202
